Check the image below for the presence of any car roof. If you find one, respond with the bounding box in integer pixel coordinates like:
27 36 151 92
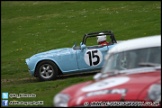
109 35 161 53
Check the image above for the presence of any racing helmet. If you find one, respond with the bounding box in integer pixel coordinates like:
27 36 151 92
97 32 107 43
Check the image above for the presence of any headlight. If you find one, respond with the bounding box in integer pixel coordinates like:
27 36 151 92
25 58 30 64
148 84 161 102
53 93 70 107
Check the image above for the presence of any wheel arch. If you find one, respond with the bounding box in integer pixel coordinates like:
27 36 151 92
34 59 63 77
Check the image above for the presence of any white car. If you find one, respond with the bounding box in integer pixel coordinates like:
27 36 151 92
96 35 161 79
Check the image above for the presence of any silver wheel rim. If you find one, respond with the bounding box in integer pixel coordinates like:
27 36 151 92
39 64 54 79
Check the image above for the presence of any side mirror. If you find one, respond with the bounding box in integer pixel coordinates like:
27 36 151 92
72 43 76 48
93 73 102 80
81 44 86 50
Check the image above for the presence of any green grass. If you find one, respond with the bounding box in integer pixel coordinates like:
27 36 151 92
1 1 161 107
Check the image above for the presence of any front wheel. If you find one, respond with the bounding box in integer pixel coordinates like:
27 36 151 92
36 61 58 81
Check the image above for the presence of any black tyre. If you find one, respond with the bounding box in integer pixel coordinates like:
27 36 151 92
36 61 58 81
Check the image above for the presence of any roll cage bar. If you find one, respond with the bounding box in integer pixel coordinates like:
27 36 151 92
81 30 117 45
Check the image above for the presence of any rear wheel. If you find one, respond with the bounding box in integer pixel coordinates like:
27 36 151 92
36 61 58 81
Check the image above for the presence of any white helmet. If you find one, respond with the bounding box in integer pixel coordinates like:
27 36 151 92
97 33 107 43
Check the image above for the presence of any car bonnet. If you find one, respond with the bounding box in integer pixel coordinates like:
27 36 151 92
66 69 160 106
33 48 73 57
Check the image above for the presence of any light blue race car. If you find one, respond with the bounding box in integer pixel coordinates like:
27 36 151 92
25 31 117 81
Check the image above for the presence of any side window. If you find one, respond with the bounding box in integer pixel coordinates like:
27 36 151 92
148 47 161 64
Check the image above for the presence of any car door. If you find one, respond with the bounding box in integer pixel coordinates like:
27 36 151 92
76 45 109 71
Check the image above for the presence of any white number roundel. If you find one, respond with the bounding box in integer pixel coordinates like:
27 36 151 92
81 77 130 92
84 49 103 66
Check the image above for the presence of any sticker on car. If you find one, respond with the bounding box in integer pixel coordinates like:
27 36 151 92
84 49 103 66
86 88 127 97
81 77 130 92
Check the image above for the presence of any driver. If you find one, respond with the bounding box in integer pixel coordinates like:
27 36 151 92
97 33 109 46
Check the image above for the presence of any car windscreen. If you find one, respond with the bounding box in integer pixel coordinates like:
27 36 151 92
101 46 161 74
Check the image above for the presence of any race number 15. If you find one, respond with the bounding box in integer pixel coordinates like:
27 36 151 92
85 50 103 66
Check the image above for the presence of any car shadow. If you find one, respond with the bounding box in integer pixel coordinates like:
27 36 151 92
9 71 100 83
56 70 99 80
